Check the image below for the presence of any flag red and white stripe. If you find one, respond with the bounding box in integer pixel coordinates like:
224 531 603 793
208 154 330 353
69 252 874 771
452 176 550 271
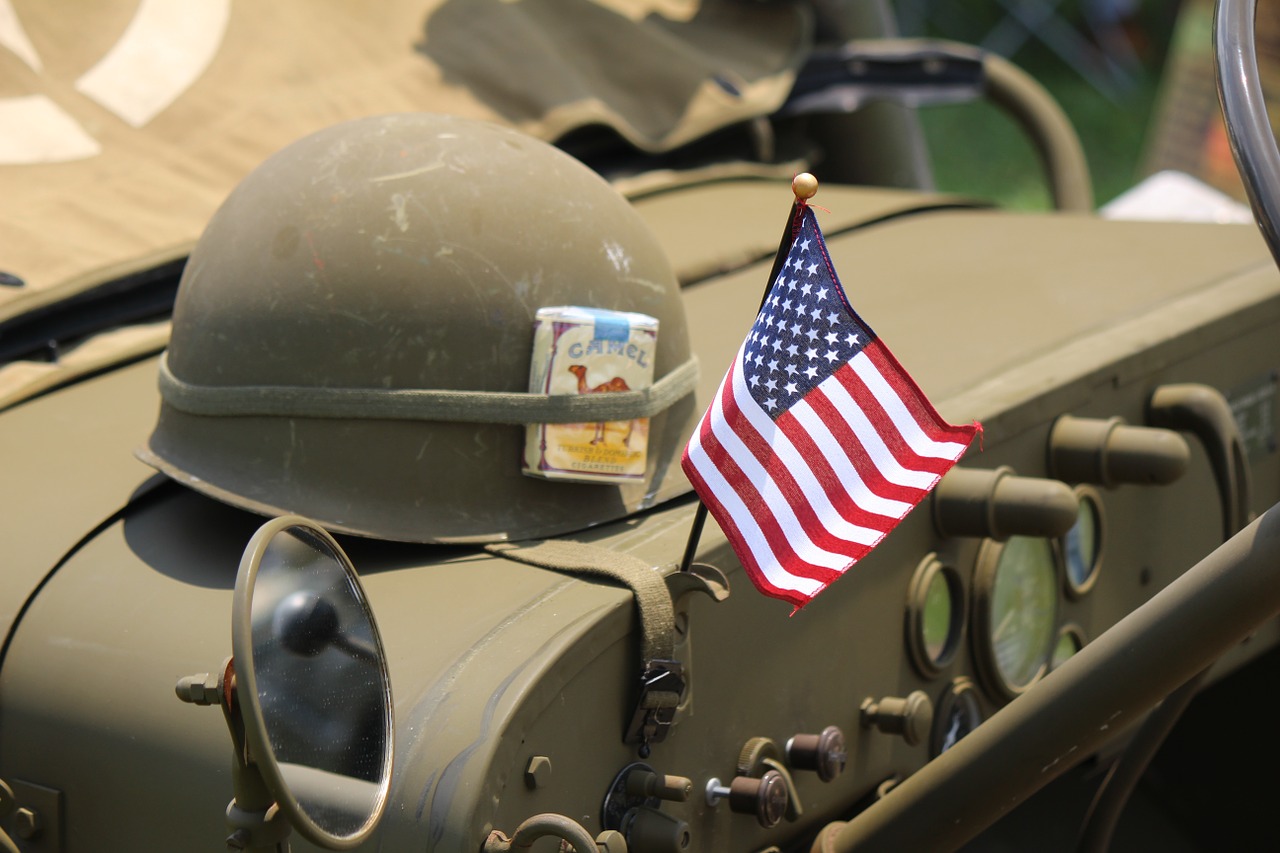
681 206 978 608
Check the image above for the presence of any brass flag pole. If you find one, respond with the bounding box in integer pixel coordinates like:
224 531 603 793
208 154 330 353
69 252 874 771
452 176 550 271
678 174 819 572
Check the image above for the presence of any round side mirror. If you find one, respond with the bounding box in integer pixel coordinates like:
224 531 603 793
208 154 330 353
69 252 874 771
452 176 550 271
232 516 393 849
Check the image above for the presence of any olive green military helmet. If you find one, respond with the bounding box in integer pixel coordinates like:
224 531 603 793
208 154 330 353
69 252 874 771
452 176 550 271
138 113 699 543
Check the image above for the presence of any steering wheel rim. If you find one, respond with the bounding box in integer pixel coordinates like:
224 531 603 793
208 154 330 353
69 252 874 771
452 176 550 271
1216 0 1280 266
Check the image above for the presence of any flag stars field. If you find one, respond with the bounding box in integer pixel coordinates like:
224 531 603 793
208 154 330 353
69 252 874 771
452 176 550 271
742 240 872 417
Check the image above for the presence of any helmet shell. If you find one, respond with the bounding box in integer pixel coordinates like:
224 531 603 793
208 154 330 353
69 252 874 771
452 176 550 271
140 113 696 542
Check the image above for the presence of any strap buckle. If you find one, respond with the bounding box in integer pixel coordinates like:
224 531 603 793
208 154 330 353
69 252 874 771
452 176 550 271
624 659 686 758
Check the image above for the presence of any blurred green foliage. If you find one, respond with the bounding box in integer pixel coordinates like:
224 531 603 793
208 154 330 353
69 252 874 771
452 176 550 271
901 1 1184 208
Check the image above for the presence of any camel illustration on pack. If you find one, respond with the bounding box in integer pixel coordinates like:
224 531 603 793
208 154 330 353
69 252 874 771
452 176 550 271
567 364 636 447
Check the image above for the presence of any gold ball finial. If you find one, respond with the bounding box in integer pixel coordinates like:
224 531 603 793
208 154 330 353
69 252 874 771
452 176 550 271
792 172 819 201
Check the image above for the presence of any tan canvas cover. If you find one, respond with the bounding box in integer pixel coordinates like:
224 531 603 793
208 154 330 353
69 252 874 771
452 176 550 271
0 0 810 326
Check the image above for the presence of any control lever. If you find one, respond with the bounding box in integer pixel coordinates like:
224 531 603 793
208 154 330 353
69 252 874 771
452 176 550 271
1148 383 1252 539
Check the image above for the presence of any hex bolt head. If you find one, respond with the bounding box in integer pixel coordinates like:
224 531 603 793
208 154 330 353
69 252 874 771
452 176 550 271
175 672 221 706
14 807 40 840
524 755 552 790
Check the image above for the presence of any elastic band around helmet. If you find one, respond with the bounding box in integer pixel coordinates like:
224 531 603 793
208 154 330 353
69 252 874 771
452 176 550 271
157 353 699 424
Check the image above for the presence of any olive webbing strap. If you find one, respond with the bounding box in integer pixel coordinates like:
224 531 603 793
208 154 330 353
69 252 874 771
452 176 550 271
483 539 680 710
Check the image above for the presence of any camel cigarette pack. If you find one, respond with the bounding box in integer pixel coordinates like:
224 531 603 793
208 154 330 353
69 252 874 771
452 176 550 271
523 306 658 484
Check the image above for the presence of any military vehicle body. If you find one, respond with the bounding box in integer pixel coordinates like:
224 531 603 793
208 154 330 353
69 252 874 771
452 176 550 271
1 1 1279 851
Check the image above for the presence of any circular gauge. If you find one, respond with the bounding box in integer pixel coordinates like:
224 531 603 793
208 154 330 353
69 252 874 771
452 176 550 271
1061 487 1104 597
906 554 966 677
931 678 983 757
1051 624 1085 671
973 536 1060 701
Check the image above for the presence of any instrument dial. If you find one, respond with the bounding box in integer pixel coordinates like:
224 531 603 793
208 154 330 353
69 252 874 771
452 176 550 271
1051 624 1085 670
974 536 1059 700
1062 487 1104 597
907 554 966 677
931 678 983 757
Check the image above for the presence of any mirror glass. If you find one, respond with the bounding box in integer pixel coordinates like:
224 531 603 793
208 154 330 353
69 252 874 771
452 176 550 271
237 519 393 846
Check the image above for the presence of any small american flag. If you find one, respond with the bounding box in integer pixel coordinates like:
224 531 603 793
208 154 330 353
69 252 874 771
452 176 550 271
681 204 978 608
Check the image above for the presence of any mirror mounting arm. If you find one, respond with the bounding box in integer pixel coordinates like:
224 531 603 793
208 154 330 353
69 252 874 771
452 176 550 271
176 657 294 853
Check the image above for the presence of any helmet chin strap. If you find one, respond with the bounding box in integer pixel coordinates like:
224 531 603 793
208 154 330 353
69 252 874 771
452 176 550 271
156 351 699 424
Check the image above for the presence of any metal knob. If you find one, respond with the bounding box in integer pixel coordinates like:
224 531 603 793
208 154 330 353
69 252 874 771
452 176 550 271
786 726 847 782
1049 415 1189 486
860 691 934 747
625 770 692 803
933 466 1078 539
705 770 789 828
622 806 692 852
